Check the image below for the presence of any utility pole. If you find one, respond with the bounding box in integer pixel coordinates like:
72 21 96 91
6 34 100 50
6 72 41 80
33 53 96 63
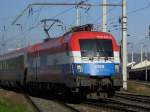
149 25 150 39
76 6 80 26
128 42 134 67
145 51 148 81
16 24 23 48
102 0 107 32
140 44 143 63
131 45 134 67
1 26 6 54
122 0 127 90
76 0 89 26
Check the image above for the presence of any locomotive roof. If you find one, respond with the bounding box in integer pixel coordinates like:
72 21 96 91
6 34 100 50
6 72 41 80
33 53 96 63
28 31 116 52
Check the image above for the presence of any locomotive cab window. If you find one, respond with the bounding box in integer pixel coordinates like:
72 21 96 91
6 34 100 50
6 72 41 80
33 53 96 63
79 39 113 57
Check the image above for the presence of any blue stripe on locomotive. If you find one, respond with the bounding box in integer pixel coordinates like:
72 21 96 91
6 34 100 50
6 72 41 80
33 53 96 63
34 63 116 77
71 63 116 77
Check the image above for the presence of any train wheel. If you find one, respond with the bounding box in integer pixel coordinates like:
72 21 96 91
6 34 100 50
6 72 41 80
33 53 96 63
61 87 72 101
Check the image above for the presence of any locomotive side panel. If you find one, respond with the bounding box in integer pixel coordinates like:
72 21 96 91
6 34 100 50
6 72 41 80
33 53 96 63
26 41 76 87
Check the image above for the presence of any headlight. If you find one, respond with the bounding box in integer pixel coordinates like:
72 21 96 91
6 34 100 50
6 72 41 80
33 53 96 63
115 64 119 73
77 64 83 73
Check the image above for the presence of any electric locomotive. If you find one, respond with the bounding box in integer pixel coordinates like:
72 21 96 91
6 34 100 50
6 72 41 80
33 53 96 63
0 24 122 98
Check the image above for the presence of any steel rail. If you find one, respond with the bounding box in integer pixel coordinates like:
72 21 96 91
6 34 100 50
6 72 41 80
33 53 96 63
115 93 150 104
83 98 150 112
83 101 137 112
106 98 150 112
116 92 150 98
54 100 80 112
23 93 42 112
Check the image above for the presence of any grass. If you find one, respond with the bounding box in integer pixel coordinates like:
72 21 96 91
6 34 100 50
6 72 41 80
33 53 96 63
126 80 150 96
0 102 31 112
0 89 34 112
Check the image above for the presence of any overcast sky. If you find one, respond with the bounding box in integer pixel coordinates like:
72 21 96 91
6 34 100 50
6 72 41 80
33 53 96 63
0 0 150 54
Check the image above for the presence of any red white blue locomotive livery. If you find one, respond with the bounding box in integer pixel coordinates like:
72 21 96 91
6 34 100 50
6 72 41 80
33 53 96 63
0 25 122 98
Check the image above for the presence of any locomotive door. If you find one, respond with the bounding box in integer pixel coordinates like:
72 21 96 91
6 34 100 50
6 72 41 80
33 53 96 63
33 48 39 82
35 51 40 81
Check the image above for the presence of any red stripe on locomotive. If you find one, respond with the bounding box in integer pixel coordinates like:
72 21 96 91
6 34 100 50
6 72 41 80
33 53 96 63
0 31 119 58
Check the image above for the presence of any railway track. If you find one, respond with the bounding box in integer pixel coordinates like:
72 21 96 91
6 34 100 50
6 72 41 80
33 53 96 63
23 92 150 112
23 94 110 112
107 98 150 112
116 91 150 98
82 97 150 112
23 93 42 112
82 100 136 112
48 100 80 112
115 92 150 104
25 96 80 112
14 87 150 112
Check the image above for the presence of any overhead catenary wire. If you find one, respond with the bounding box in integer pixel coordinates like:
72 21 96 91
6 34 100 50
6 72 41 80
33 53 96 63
11 2 122 25
107 3 150 29
91 1 122 31
5 6 75 46
8 1 122 43
13 3 120 36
